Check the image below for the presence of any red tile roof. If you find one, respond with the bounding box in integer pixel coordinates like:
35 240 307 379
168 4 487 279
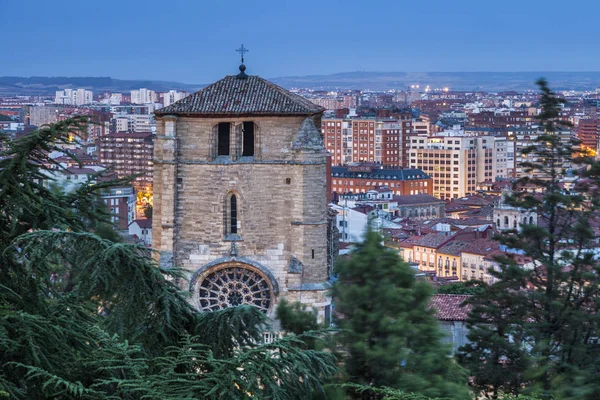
156 75 324 117
428 294 472 321
130 219 152 229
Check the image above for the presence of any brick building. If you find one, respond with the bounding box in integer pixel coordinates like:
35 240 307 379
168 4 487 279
322 113 412 167
577 119 599 150
468 110 535 129
331 163 431 196
153 65 332 321
100 186 136 230
98 132 154 193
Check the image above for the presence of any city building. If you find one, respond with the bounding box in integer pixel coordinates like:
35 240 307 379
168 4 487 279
322 114 412 167
100 186 136 230
162 90 188 107
493 189 537 231
111 114 155 133
41 165 135 230
508 127 573 180
98 132 154 193
129 219 152 245
331 164 432 196
578 119 599 150
131 88 157 104
429 294 472 354
408 133 513 199
152 65 333 321
29 106 63 127
54 89 93 105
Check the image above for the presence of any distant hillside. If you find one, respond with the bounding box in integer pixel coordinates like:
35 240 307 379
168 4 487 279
2 72 600 96
270 71 600 92
0 76 204 96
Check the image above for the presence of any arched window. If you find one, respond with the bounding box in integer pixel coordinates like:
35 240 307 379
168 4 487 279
497 218 500 227
529 216 534 225
504 216 509 228
230 194 238 234
513 219 517 229
218 122 231 156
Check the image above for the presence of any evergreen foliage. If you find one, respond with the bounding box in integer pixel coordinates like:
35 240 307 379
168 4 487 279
459 79 600 399
435 281 487 295
143 204 153 219
332 230 470 399
0 118 337 399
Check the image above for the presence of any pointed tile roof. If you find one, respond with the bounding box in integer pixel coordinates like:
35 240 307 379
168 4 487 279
428 294 472 321
155 75 324 117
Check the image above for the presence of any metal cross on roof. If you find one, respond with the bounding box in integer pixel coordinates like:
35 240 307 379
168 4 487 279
236 44 249 64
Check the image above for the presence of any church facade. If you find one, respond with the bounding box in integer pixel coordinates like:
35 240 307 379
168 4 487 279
152 67 332 320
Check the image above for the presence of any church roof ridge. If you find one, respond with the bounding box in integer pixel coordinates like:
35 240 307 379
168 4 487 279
156 75 324 117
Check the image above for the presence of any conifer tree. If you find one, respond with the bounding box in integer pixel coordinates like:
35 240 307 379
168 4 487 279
460 79 600 399
0 118 336 399
333 230 470 400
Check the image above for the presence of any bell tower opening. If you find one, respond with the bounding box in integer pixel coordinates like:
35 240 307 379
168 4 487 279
217 122 230 156
242 121 255 156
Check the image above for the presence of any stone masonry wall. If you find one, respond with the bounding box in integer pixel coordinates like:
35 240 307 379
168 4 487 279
154 114 331 317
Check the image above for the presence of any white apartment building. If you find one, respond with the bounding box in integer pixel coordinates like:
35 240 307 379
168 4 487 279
112 114 154 133
54 89 93 105
163 90 188 107
508 127 573 179
100 93 123 105
408 132 512 200
131 88 157 104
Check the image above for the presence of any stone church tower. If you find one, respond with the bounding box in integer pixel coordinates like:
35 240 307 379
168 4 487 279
152 64 331 320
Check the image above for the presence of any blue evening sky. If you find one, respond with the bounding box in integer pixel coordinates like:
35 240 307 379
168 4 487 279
1 0 599 83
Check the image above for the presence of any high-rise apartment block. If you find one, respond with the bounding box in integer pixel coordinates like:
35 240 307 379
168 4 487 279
131 88 157 104
162 90 188 107
112 114 155 133
98 132 154 193
408 133 514 200
54 89 93 105
323 114 412 167
577 119 599 150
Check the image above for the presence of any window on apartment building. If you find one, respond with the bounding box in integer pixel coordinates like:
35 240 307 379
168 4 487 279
217 122 231 156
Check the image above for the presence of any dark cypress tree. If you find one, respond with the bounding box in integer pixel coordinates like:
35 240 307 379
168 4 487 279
333 230 470 399
460 79 600 399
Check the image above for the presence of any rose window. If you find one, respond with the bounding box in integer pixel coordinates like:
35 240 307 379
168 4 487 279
198 266 272 312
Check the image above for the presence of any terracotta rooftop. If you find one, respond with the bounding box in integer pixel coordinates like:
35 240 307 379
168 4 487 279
102 132 153 139
332 166 430 181
462 238 500 256
428 294 472 321
155 75 324 117
446 195 497 208
65 167 98 175
437 240 473 256
414 232 454 248
130 219 152 229
393 194 444 205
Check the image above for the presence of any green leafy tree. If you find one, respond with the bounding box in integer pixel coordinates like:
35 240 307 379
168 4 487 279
333 230 470 400
0 118 337 399
460 79 600 399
